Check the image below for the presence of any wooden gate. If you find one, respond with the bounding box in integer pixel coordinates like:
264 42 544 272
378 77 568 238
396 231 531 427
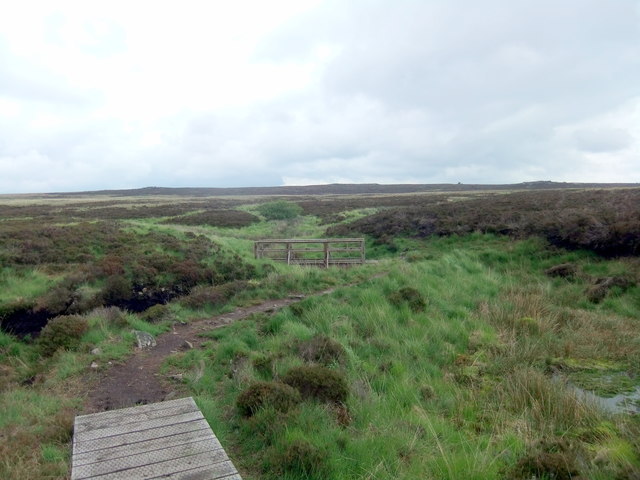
254 238 365 267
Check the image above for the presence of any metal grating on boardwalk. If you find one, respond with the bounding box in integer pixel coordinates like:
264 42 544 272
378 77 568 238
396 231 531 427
71 397 241 480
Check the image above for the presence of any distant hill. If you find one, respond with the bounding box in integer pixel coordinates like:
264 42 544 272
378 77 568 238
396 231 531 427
51 181 640 197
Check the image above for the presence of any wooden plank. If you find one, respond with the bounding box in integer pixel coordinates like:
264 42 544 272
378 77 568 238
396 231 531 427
76 456 236 480
72 440 226 479
151 466 243 480
73 419 211 455
74 411 205 442
72 397 241 479
73 429 218 466
75 401 199 434
75 398 195 426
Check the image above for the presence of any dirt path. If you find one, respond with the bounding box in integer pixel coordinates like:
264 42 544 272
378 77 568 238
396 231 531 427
84 291 330 412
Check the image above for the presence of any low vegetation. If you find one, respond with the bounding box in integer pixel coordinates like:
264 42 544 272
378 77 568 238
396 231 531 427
257 200 304 221
162 209 260 228
328 188 640 256
0 186 639 479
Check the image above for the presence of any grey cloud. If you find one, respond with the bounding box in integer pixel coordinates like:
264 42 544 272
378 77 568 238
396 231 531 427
573 128 633 153
1 1 640 193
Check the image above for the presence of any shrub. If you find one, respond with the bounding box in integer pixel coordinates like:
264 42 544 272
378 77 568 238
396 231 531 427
37 315 89 356
327 188 640 256
282 365 349 403
139 304 172 324
170 260 208 290
509 439 581 480
388 286 427 312
181 280 248 309
90 306 128 328
236 381 301 417
297 335 347 366
162 210 259 228
33 285 74 316
257 201 303 221
101 275 132 305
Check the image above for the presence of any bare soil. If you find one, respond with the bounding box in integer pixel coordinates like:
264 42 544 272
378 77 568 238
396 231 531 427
84 293 321 412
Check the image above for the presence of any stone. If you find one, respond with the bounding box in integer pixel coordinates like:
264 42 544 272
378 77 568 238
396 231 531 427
90 361 99 369
545 263 578 278
91 348 102 356
179 340 193 351
133 330 157 349
164 391 178 401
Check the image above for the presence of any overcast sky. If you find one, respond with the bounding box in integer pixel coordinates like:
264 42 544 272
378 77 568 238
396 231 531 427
1 0 639 193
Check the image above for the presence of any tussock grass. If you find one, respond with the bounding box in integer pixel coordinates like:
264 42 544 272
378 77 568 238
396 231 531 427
163 235 640 479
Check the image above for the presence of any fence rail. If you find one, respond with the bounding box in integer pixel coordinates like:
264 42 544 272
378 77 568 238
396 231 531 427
254 238 365 267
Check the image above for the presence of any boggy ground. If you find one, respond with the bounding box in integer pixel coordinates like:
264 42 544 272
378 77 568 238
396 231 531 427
1 189 640 479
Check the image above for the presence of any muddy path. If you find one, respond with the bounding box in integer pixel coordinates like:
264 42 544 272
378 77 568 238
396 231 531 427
84 284 353 413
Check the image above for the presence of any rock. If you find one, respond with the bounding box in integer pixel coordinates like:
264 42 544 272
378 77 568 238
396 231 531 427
90 361 99 369
545 263 577 279
133 330 157 349
586 276 634 303
179 340 193 351
164 391 178 401
169 374 184 381
91 348 102 356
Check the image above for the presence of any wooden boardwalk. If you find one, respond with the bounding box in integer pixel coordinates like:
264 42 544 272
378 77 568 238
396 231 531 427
71 397 241 480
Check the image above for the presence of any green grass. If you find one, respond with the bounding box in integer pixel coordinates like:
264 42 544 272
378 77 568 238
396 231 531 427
0 268 60 305
161 235 640 479
1 197 639 479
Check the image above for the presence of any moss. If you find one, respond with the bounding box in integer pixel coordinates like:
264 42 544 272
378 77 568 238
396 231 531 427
550 357 638 397
571 372 638 397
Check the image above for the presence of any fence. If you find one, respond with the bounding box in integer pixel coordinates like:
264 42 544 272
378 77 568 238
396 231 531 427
254 238 365 267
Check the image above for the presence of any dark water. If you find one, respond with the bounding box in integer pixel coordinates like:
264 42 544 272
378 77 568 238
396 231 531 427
554 374 640 414
1 289 178 338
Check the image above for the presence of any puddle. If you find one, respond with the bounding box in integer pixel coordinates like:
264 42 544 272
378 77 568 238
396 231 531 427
554 374 640 414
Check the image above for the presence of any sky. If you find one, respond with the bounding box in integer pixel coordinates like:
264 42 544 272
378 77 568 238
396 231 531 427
1 0 639 193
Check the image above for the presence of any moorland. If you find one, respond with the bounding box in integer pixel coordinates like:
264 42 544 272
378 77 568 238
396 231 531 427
1 184 639 479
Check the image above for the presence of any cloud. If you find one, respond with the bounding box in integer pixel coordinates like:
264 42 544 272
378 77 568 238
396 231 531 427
0 0 639 193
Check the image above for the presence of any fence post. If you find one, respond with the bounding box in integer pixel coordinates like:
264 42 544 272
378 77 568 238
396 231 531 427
324 241 329 268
